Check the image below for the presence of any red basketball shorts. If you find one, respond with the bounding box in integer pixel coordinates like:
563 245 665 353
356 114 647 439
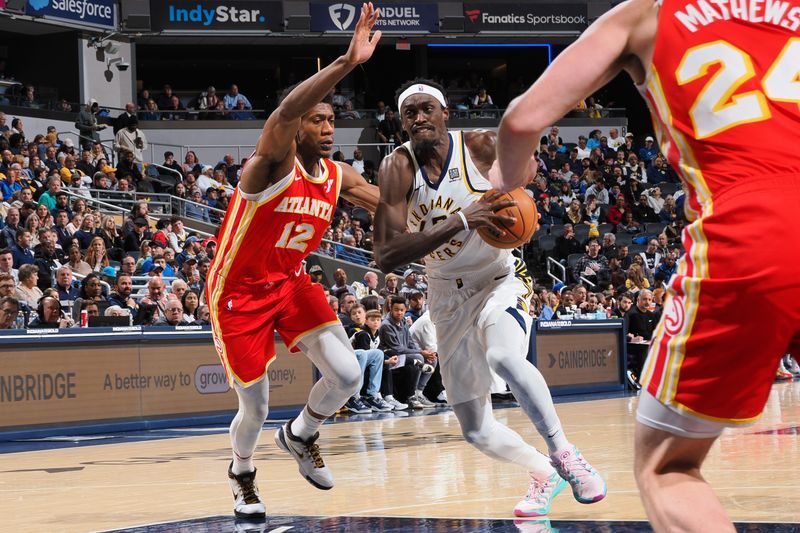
641 176 800 426
207 271 339 386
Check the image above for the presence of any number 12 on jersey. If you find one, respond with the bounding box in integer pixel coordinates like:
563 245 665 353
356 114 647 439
276 222 315 252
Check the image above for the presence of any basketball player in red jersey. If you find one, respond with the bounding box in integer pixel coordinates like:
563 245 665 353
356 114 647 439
206 3 381 519
495 0 800 530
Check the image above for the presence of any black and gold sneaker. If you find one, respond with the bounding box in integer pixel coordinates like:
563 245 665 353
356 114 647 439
274 419 334 490
227 461 266 519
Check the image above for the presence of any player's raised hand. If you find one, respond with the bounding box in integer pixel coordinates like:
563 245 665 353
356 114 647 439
345 2 382 66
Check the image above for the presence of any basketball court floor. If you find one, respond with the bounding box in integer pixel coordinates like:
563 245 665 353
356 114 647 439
2 383 798 532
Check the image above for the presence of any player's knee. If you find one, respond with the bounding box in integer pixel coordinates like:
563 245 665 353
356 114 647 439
462 426 492 450
331 356 362 395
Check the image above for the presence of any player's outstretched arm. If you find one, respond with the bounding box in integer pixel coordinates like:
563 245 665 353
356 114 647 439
241 3 382 192
494 0 654 191
373 152 516 273
340 164 379 212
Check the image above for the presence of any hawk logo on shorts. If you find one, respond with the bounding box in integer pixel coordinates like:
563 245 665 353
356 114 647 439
227 299 233 311
664 295 685 336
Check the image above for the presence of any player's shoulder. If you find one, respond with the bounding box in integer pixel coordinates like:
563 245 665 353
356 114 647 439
378 144 415 178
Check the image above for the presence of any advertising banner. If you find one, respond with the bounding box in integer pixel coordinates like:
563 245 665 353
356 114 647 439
463 3 587 32
0 338 314 429
535 331 620 387
26 0 116 30
150 0 283 31
311 2 438 33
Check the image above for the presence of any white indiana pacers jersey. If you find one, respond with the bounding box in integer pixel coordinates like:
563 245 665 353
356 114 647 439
402 130 509 280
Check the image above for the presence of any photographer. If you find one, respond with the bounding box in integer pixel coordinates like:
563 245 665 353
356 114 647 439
113 116 148 166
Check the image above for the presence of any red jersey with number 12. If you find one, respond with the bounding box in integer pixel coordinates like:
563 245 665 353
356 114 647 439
643 0 800 217
209 157 341 286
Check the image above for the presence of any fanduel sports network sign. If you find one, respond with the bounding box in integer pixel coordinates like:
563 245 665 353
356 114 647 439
310 2 438 32
26 0 116 29
150 0 283 31
463 3 587 32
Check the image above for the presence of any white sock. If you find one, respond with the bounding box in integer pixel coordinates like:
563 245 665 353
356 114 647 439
290 406 323 441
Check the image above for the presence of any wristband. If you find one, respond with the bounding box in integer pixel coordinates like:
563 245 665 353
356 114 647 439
456 211 470 232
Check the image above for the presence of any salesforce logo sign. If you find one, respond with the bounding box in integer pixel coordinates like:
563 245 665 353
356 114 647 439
156 1 283 31
27 0 115 28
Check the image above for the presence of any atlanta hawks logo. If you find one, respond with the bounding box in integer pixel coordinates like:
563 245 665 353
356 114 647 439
663 295 685 336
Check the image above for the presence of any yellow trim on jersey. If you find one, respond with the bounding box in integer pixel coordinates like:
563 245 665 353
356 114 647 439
672 398 763 425
513 257 533 314
331 160 343 201
287 319 343 350
208 199 260 387
643 68 715 404
458 130 485 195
295 156 329 184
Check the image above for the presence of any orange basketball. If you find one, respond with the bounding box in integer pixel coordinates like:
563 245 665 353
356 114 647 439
477 188 539 249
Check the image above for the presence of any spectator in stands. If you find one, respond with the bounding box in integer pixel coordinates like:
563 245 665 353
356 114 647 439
11 229 34 268
162 151 184 178
377 109 404 156
339 235 369 265
74 216 97 250
71 273 106 319
140 99 159 121
193 305 210 325
330 268 352 299
405 291 425 323
181 289 200 323
606 196 627 227
134 241 152 274
638 136 659 163
223 84 252 111
380 272 399 298
344 308 393 413
338 293 357 328
75 99 108 148
337 100 360 120
107 272 138 319
573 239 610 286
0 208 20 248
122 201 149 237
639 239 662 272
124 217 152 252
85 236 110 272
620 211 642 234
0 296 19 329
182 151 199 175
582 196 606 226
654 252 677 285
119 255 136 277
52 193 72 221
554 224 583 262
625 289 660 389
626 264 651 292
472 87 494 109
346 148 366 175
170 279 188 301
114 102 137 134
55 265 80 303
156 85 175 110
141 275 168 320
380 296 433 409
165 95 186 120
399 269 425 299
29 296 73 329
113 117 147 165
185 189 212 222
601 233 617 259
351 271 380 300
98 215 124 261
644 186 665 214
155 299 188 326
1 163 23 200
65 244 91 276
117 151 146 190
585 178 610 205
34 230 62 290
37 176 61 211
151 219 171 248
15 263 42 307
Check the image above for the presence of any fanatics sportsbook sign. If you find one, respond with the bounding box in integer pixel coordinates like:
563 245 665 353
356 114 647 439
463 3 587 32
310 2 439 32
150 0 283 31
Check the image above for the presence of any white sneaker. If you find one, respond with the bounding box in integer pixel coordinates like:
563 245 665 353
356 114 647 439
274 420 334 490
385 395 408 410
227 462 266 519
414 391 436 408
436 390 448 403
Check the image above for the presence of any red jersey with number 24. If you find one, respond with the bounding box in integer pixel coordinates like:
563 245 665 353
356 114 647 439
643 0 800 217
209 157 341 287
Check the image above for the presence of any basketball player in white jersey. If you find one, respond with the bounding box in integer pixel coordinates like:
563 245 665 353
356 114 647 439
373 79 606 517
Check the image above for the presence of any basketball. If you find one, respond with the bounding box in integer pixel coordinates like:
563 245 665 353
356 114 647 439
477 188 539 249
